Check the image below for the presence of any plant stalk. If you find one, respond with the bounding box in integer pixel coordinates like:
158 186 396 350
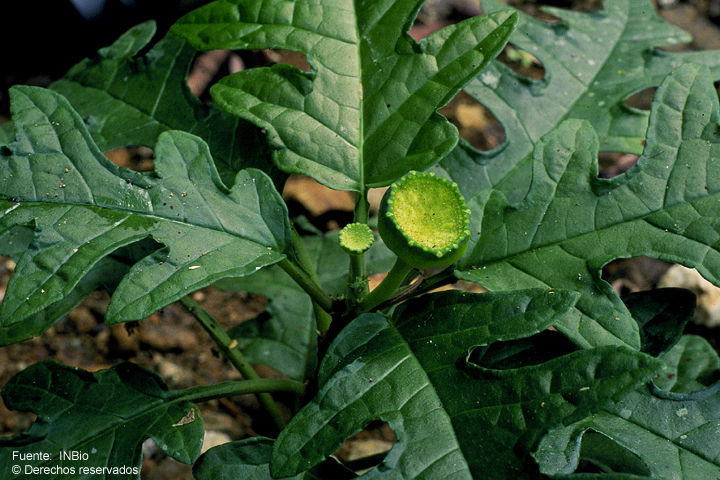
349 191 370 302
278 258 333 312
354 189 369 224
358 257 414 312
314 302 333 333
179 296 288 431
291 223 317 278
290 224 334 332
348 252 369 301
174 378 306 403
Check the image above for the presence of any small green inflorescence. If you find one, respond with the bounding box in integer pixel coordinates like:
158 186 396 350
339 223 375 254
379 171 471 269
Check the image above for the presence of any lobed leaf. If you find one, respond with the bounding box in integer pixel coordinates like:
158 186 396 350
437 0 720 203
48 21 281 187
0 86 291 344
535 335 720 479
0 258 129 346
271 289 661 479
457 63 720 349
0 361 204 478
171 0 517 191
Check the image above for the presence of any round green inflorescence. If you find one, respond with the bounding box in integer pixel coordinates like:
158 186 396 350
339 222 375 254
379 171 470 269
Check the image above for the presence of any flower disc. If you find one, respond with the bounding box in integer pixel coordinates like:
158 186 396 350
379 171 470 269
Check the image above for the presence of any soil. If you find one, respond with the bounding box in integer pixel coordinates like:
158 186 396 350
1 1 720 479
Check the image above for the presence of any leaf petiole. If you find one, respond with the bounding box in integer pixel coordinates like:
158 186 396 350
348 191 370 302
179 296 288 430
173 378 306 404
290 223 318 280
290 224 334 332
278 258 334 312
358 257 414 312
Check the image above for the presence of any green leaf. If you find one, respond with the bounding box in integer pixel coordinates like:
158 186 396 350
171 0 517 191
0 225 129 343
457 63 720 349
48 21 280 187
535 346 720 479
194 438 301 480
623 288 695 357
225 284 318 382
0 121 14 146
0 360 204 478
654 335 720 394
437 0 720 203
194 437 356 480
218 232 394 380
0 86 291 344
0 258 128 346
271 289 661 479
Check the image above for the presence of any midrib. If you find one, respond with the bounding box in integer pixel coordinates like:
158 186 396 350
353 0 365 194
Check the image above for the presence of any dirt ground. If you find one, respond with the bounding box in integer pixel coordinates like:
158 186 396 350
2 1 720 478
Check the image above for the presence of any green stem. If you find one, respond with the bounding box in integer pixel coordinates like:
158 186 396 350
291 223 317 279
314 302 332 333
358 257 413 312
354 190 369 224
290 223 333 332
179 296 288 431
349 252 364 278
349 191 370 302
348 252 369 301
278 258 333 312
174 378 306 403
